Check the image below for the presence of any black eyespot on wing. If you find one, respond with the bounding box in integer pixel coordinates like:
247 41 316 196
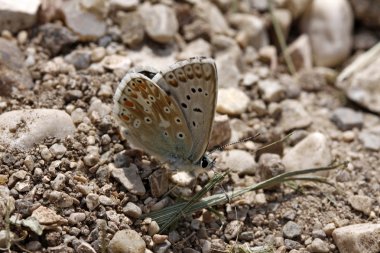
191 88 196 93
186 95 191 100
181 103 188 109
193 108 202 113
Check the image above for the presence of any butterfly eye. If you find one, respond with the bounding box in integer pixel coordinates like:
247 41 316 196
200 156 209 168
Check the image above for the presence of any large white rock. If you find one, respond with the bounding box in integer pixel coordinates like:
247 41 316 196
0 109 75 150
333 224 380 253
337 43 380 115
301 0 353 67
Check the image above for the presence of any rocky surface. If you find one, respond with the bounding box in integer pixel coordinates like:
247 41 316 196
0 0 379 252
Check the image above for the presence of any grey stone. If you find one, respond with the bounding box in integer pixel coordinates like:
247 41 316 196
110 164 146 196
348 195 373 215
39 24 78 55
358 131 380 151
331 107 363 131
283 221 302 239
0 0 40 33
279 100 312 132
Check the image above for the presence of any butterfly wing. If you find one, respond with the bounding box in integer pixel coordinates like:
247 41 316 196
152 57 218 163
113 72 194 163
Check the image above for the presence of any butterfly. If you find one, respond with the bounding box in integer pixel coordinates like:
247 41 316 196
113 57 218 172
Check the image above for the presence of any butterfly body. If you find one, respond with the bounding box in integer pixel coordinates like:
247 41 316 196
113 57 217 171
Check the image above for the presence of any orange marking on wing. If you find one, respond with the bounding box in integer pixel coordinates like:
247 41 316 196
124 100 134 107
121 115 130 122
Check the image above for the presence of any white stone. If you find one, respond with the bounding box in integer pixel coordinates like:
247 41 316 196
282 132 332 176
301 0 353 67
217 88 250 115
285 34 312 71
139 3 178 43
220 150 256 175
228 13 269 49
279 99 312 131
337 43 380 115
109 229 146 253
177 38 212 60
333 224 380 253
0 109 75 151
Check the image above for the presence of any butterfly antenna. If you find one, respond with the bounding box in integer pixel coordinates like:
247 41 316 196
210 133 261 154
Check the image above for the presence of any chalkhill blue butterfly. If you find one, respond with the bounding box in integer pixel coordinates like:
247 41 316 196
113 57 217 171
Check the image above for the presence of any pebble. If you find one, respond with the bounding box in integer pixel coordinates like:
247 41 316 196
216 88 250 115
38 24 78 55
68 212 86 224
208 115 232 149
154 240 171 253
348 195 373 215
49 144 67 159
83 153 100 167
40 147 52 161
258 79 285 102
358 131 380 151
149 169 169 198
139 3 178 43
177 38 212 60
331 107 363 131
71 108 87 124
257 153 285 188
123 202 142 218
301 0 353 67
285 34 312 71
282 132 332 176
115 11 145 48
224 220 243 240
195 1 231 35
90 47 106 62
0 109 75 151
99 195 116 206
88 98 112 118
31 206 66 225
60 0 106 40
101 55 132 72
108 229 146 253
0 0 40 33
148 220 160 236
51 173 66 190
110 164 146 196
228 13 268 49
307 238 329 253
284 239 302 250
283 221 302 239
76 241 96 253
152 234 168 244
85 193 100 211
170 171 195 187
110 0 139 11
279 99 312 132
215 54 241 88
332 223 380 253
219 150 256 175
0 38 34 96
64 50 91 70
242 72 259 87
